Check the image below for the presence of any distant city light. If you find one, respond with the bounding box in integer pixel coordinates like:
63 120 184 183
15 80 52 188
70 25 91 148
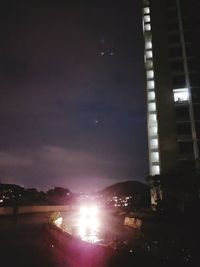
112 195 132 207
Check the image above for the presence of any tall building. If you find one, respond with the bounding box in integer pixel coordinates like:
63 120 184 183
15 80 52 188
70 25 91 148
143 0 200 181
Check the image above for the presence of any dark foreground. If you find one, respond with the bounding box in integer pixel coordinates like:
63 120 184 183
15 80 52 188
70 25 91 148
0 213 200 267
0 214 58 267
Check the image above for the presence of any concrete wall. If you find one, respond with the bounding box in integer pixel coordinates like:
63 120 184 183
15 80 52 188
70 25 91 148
0 205 72 216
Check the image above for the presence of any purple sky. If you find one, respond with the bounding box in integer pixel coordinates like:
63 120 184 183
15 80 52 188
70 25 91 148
0 0 148 192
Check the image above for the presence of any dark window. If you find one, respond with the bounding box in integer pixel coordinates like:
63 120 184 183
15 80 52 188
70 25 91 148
190 73 200 87
168 33 181 44
183 19 199 32
192 88 200 103
179 160 195 168
186 45 194 57
177 123 192 135
165 0 176 8
172 75 186 87
171 60 184 72
167 19 179 31
179 141 193 153
193 105 200 120
175 106 190 119
181 5 199 18
166 7 178 19
170 46 183 58
184 31 196 43
181 0 199 5
196 122 200 138
188 59 199 72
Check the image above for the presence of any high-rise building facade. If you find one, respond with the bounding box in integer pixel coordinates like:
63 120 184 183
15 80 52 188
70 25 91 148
143 0 200 179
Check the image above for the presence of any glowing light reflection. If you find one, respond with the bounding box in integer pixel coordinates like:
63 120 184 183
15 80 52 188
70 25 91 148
77 206 100 243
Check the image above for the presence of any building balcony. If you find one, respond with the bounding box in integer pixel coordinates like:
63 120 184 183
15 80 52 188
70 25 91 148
177 134 192 141
174 100 189 106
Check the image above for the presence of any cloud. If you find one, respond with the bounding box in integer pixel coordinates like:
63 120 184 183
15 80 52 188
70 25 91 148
0 151 33 167
39 145 101 165
0 146 104 170
0 145 139 191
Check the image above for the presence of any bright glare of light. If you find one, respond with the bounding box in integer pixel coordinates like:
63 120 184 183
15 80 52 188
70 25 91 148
80 206 98 218
54 216 63 227
78 206 100 243
79 206 99 228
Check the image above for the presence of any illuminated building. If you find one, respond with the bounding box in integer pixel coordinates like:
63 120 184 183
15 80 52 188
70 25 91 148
143 0 200 185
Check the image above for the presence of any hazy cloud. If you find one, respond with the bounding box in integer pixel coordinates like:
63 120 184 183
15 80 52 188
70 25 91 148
0 145 139 191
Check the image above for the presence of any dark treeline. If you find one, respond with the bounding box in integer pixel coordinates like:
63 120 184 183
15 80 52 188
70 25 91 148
0 184 75 206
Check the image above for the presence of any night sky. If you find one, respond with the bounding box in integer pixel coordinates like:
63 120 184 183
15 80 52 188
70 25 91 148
0 0 148 192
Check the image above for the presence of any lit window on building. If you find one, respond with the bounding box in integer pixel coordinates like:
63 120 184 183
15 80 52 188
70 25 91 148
144 23 151 31
145 41 152 50
147 70 154 79
151 165 160 175
149 114 157 123
146 50 153 59
143 7 150 14
149 125 158 136
151 152 159 162
148 102 156 111
173 88 189 102
147 80 155 89
144 15 150 23
150 138 158 149
148 91 155 101
145 60 153 69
